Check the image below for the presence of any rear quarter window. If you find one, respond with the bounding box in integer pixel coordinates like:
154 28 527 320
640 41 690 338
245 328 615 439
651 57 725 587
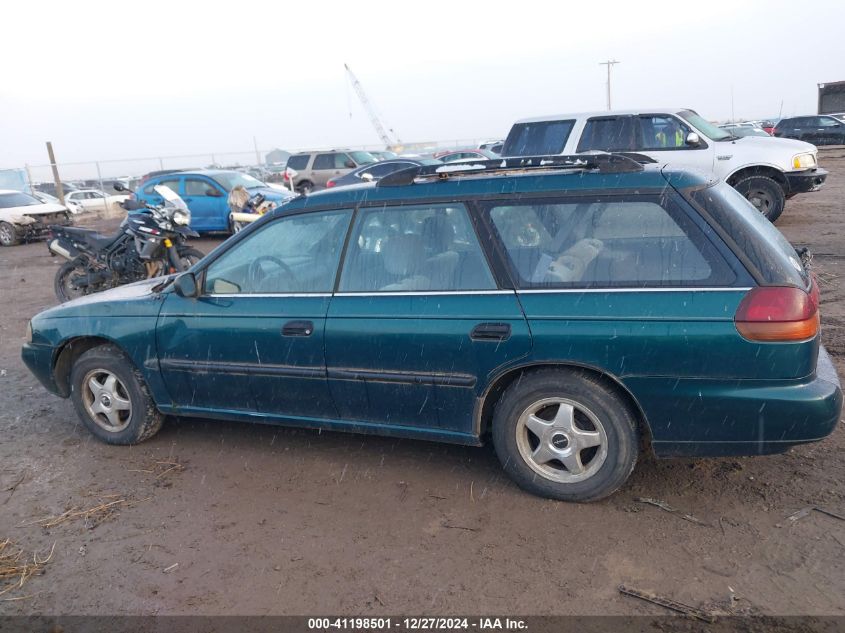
485 195 735 289
286 155 310 170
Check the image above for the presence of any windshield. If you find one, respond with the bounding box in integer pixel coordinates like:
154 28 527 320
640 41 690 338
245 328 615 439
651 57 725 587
153 185 189 212
0 192 41 208
349 151 377 165
678 110 733 141
211 171 266 191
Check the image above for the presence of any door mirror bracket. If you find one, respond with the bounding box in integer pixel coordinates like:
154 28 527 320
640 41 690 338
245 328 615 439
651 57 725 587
174 272 200 298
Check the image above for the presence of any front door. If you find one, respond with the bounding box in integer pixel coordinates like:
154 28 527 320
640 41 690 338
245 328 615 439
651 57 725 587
325 202 531 440
156 209 353 421
182 177 226 232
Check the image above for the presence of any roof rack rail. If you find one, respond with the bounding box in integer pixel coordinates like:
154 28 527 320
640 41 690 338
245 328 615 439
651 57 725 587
377 152 655 187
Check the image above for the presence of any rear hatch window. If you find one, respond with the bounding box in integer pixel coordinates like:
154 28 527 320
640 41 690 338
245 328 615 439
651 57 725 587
502 120 575 156
690 182 809 289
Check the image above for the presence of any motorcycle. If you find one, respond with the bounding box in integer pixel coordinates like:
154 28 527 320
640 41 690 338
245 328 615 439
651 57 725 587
48 183 205 303
228 185 277 233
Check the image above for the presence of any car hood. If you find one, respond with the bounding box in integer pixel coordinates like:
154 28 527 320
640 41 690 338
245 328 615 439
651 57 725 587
35 277 165 321
728 135 817 154
0 202 68 220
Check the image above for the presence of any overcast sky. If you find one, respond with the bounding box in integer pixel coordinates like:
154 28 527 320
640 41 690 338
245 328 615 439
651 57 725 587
1 0 842 173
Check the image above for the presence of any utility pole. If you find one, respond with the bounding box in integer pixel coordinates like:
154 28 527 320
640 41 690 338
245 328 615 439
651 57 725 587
45 141 65 205
599 60 620 111
730 85 735 122
253 136 261 166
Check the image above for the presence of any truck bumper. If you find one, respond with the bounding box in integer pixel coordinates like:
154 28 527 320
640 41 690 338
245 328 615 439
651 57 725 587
786 168 828 194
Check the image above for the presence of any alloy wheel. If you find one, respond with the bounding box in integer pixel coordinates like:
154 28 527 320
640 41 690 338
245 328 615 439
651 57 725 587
81 369 132 432
515 397 608 483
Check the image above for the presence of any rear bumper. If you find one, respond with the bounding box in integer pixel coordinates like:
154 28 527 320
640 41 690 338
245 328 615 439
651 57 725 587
785 168 828 194
627 346 842 458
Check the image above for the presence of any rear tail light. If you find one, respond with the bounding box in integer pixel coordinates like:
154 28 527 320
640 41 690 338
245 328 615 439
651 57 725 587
735 286 819 342
283 172 290 182
326 180 336 188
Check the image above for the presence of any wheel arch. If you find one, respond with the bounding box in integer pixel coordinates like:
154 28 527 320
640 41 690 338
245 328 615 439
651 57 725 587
477 362 653 451
53 336 130 397
726 165 788 191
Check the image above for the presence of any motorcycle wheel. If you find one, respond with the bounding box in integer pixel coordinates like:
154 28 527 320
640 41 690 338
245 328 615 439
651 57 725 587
55 259 97 303
175 247 205 271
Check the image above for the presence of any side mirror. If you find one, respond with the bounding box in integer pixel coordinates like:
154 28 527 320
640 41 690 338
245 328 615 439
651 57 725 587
206 188 223 197
360 173 374 182
686 132 701 146
345 160 356 168
113 182 127 192
174 272 199 298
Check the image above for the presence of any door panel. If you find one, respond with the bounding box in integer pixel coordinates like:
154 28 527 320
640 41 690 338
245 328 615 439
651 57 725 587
183 177 225 231
325 293 531 434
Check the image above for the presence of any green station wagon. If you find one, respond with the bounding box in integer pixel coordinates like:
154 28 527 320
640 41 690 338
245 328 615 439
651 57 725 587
22 155 842 501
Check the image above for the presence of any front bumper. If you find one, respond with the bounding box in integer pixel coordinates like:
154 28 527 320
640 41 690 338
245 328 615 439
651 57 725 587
18 213 72 241
21 342 62 396
786 167 828 194
627 345 842 458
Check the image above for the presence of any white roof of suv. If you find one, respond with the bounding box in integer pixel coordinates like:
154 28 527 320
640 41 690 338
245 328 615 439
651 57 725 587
513 108 697 124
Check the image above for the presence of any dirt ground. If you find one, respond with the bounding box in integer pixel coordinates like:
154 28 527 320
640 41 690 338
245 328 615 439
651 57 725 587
0 154 843 617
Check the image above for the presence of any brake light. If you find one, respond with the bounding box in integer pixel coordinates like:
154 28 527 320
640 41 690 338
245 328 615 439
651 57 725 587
326 180 336 188
283 172 289 182
735 286 819 342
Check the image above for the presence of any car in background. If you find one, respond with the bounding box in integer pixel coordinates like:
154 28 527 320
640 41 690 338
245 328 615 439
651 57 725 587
135 170 294 233
503 108 827 222
22 155 841 502
369 150 399 161
284 150 378 193
326 158 443 188
719 125 771 138
0 189 71 246
434 149 500 163
63 189 129 215
33 182 80 198
773 115 845 145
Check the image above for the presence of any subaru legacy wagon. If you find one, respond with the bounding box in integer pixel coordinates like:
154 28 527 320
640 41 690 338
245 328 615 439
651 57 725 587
22 155 841 502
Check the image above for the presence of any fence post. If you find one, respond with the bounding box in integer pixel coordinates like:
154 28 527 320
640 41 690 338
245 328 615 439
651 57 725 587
24 164 34 194
96 162 105 195
159 158 164 170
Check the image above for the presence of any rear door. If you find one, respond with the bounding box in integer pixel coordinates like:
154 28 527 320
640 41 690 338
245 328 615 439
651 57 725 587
310 153 342 187
324 201 531 440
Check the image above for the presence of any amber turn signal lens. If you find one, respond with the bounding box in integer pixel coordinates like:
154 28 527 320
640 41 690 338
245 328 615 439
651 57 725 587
735 286 819 342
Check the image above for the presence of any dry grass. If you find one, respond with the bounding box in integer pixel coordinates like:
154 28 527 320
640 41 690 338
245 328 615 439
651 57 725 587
19 494 147 530
0 539 54 598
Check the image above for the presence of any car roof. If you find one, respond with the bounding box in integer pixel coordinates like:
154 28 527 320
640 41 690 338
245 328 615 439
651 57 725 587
276 163 709 214
513 108 695 124
0 189 34 195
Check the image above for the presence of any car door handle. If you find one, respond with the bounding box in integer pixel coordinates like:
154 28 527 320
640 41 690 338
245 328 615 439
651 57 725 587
470 323 511 341
282 320 314 337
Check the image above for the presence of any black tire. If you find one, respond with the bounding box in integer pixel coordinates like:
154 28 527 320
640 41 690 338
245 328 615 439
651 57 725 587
69 344 164 445
733 175 785 223
54 258 92 303
228 218 246 235
0 221 20 247
296 180 313 195
492 369 639 502
176 246 204 269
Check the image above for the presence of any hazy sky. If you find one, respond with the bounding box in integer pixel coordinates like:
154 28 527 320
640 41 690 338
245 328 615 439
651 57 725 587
2 0 843 173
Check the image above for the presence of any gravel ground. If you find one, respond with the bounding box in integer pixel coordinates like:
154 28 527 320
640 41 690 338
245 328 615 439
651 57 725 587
0 154 843 616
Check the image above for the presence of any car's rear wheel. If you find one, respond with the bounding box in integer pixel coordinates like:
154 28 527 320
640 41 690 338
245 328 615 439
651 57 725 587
296 180 313 195
733 175 785 223
492 369 639 502
69 345 164 445
0 222 20 246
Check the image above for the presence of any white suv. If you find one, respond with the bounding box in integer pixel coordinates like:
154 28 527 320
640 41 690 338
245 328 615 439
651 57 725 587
502 108 828 222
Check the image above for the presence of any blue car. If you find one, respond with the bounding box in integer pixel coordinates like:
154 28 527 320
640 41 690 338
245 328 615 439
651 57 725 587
135 170 294 233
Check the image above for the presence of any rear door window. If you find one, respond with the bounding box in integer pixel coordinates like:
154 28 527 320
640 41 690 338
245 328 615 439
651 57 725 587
313 154 337 170
502 120 575 156
485 196 735 288
576 117 636 152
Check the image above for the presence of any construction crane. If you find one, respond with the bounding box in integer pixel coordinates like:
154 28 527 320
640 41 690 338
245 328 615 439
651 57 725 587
344 63 401 148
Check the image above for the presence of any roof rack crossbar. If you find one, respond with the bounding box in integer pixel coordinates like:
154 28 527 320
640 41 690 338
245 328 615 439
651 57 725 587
377 152 654 187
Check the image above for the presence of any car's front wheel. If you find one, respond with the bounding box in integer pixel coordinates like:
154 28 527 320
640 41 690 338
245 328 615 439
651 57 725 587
733 175 786 223
0 221 20 246
492 369 639 502
69 345 164 445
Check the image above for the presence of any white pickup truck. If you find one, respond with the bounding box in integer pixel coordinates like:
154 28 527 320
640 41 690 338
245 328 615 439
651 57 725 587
502 109 828 222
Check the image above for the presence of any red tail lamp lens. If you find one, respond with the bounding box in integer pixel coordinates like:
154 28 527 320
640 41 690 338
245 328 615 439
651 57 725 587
326 180 336 188
735 286 819 342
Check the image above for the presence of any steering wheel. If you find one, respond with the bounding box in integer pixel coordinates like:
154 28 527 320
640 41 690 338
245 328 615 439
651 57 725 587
247 256 298 292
